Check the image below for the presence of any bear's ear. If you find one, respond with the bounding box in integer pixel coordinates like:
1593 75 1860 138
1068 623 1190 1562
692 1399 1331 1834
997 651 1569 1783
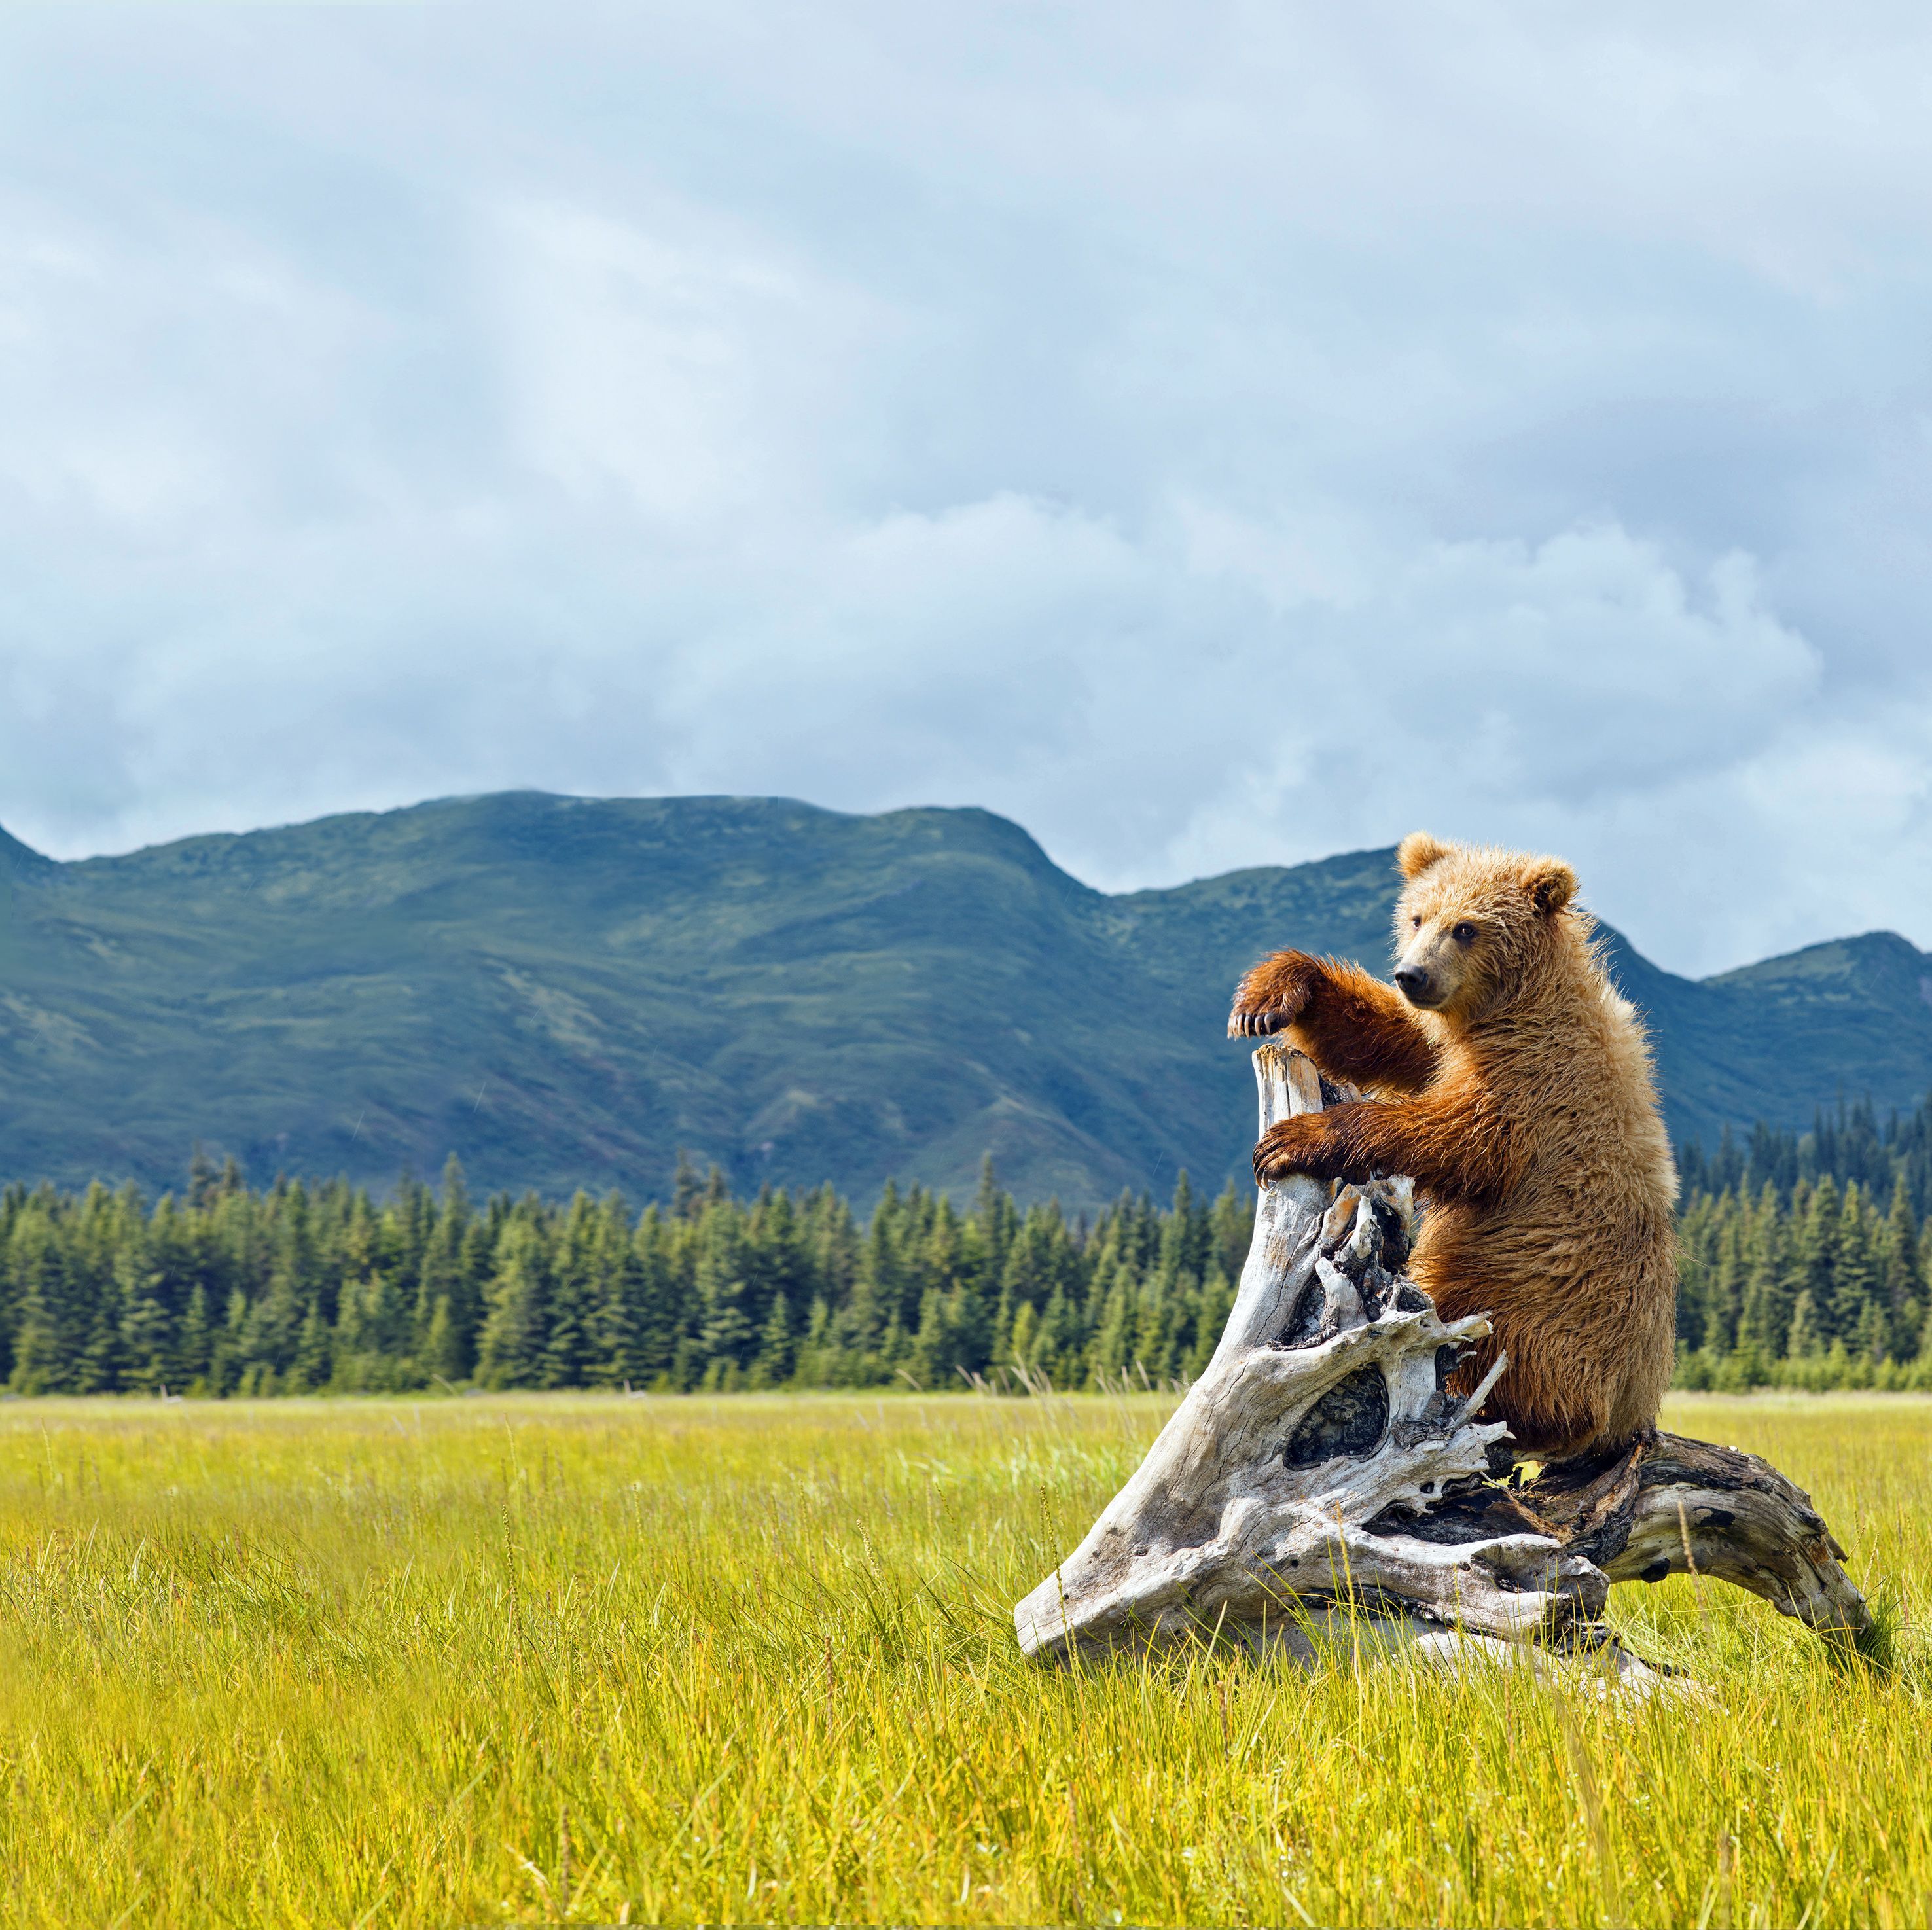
1524 857 1577 917
1397 832 1452 880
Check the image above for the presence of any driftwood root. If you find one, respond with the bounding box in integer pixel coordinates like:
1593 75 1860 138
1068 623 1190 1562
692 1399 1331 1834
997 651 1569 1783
1014 1044 1873 1673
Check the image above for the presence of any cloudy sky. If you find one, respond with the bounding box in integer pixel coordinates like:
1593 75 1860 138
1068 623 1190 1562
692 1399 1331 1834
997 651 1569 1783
3 3 1931 975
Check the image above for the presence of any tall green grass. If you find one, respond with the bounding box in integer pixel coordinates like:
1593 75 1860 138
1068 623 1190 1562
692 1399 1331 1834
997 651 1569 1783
0 1390 1926 1927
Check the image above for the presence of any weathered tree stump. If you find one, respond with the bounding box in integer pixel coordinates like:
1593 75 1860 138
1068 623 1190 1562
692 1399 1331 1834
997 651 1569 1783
1014 1043 1870 1677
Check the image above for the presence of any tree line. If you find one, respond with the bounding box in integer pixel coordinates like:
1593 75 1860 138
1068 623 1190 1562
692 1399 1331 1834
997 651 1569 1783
0 1151 1249 1397
1672 1095 1932 1392
1 1096 1929 1399
1675 1093 1932 1220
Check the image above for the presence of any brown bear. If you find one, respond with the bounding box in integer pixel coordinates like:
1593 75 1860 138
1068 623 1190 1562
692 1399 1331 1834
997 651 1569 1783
1226 832 1678 1463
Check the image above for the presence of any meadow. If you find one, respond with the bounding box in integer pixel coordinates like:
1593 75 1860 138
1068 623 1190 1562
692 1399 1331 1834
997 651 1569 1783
0 1390 1927 1928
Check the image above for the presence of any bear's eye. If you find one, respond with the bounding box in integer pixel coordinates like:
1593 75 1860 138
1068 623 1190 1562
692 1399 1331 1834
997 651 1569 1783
1410 915 1422 929
1452 922 1476 945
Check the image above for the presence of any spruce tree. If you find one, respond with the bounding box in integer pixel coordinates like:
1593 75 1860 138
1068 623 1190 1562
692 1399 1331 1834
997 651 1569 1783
1006 1298 1039 1372
586 1193 643 1387
630 1208 683 1388
1737 1182 1792 1358
539 1194 596 1389
211 1289 249 1396
116 1236 174 1394
973 1153 1014 1287
1089 1265 1136 1384
1789 1177 1840 1344
332 1276 369 1379
695 1206 755 1382
1883 1185 1924 1360
671 1151 702 1221
1829 1183 1881 1349
179 1283 213 1392
187 1143 220 1211
906 1288 948 1390
1786 1289 1823 1361
1190 1270 1235 1378
7 1206 69 1394
443 1221 493 1379
423 1296 463 1385
410 1162 470 1363
753 1289 794 1388
477 1212 550 1388
291 1306 332 1392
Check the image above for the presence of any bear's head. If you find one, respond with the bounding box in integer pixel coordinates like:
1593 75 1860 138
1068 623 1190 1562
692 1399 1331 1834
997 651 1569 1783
1389 832 1579 1026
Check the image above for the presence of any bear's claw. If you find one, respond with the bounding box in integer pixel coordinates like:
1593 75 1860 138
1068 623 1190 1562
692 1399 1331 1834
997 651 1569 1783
1228 1007 1290 1039
1254 1147 1302 1183
1253 1115 1325 1185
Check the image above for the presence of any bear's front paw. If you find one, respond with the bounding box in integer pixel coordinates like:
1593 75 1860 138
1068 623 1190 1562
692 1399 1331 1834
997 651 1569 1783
1227 951 1314 1039
1253 1116 1324 1183
1229 1008 1287 1038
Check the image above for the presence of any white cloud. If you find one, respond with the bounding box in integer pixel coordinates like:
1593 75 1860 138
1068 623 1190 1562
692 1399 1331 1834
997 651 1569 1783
492 196 891 526
0 3 1930 976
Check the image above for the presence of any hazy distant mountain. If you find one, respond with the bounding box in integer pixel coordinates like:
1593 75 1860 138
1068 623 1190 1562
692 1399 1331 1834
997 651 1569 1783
2 793 1929 1207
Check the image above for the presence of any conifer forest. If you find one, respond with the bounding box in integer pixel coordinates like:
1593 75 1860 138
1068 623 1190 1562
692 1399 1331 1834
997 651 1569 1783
2 1097 1930 1399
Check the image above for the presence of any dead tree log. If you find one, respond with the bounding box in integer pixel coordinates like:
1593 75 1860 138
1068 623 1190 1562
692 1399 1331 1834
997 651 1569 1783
1518 1433 1866 1635
1014 1042 1872 1669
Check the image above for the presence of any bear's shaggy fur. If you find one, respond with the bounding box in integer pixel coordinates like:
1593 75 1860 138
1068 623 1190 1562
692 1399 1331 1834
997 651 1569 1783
1227 832 1678 1461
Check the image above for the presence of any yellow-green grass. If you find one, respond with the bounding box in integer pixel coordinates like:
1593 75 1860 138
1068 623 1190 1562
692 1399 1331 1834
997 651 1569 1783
0 1391 1927 1928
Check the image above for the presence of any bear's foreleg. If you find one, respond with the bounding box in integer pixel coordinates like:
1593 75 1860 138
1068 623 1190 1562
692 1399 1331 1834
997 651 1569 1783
1228 952 1439 1094
1253 1097 1515 1209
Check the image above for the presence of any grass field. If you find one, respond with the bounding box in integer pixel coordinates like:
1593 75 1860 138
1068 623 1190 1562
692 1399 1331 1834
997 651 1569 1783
0 1391 1927 1928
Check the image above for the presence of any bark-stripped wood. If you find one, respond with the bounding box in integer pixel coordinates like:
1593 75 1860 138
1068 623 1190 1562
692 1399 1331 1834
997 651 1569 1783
1014 1043 1872 1669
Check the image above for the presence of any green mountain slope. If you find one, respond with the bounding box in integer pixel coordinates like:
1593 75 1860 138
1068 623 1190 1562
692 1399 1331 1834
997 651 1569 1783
1 793 1928 1207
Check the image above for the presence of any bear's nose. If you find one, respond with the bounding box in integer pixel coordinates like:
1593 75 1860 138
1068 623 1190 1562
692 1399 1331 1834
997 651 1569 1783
1393 964 1430 1000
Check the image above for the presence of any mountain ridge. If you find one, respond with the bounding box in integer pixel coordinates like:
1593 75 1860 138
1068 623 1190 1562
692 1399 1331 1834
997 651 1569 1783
1 791 1928 1207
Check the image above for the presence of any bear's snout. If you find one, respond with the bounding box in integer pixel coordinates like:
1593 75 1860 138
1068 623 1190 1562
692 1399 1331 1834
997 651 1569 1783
1393 963 1434 1005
